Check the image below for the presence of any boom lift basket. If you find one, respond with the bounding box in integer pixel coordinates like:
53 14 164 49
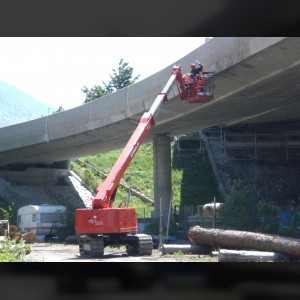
176 69 214 103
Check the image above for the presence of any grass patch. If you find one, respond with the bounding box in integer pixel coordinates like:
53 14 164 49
71 141 222 218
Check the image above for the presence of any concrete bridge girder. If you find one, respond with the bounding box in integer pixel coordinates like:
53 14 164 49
3 37 300 168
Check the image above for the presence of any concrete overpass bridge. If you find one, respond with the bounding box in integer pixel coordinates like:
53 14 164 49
1 37 300 217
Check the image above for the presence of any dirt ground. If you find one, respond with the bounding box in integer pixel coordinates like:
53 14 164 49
24 242 218 262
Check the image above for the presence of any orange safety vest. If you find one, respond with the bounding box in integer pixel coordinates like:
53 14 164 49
184 74 193 84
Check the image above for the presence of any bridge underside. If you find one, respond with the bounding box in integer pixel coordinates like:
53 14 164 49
1 38 300 169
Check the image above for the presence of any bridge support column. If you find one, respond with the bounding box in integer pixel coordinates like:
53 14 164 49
152 135 172 228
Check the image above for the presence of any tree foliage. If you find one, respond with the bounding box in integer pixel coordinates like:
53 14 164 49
0 237 31 262
221 179 260 231
103 58 140 93
221 179 278 233
81 85 108 104
82 59 140 104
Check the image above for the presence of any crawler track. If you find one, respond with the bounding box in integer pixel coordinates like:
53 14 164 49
79 233 153 258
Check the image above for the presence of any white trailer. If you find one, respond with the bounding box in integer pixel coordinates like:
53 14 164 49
17 204 66 235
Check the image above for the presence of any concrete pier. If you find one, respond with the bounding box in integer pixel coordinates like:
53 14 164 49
152 135 172 225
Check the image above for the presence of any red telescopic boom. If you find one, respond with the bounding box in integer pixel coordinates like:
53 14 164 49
92 66 181 209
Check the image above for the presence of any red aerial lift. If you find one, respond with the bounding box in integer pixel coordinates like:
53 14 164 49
75 64 214 257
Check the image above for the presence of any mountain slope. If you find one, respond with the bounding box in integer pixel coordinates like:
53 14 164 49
0 80 51 128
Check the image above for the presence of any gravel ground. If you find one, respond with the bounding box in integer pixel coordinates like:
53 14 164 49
24 242 218 262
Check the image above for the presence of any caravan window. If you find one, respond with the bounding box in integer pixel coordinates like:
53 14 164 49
40 213 64 223
32 214 36 222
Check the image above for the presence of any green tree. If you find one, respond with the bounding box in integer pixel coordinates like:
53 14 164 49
82 59 140 104
103 58 140 93
221 179 278 233
221 179 260 231
81 85 108 104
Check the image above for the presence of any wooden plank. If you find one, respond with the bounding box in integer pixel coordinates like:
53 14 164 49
161 244 213 255
212 249 290 262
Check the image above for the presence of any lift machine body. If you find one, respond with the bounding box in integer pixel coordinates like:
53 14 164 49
75 65 214 257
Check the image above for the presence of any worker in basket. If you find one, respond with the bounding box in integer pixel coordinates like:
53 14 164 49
190 60 205 95
190 60 203 80
183 61 203 84
189 60 205 94
183 69 193 98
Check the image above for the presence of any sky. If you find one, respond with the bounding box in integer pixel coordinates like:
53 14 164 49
0 37 208 112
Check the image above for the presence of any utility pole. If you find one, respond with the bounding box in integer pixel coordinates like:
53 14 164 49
158 197 164 251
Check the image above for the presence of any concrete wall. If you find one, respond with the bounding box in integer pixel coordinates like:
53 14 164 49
0 168 69 186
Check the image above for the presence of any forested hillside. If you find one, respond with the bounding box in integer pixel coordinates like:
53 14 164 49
0 80 51 128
